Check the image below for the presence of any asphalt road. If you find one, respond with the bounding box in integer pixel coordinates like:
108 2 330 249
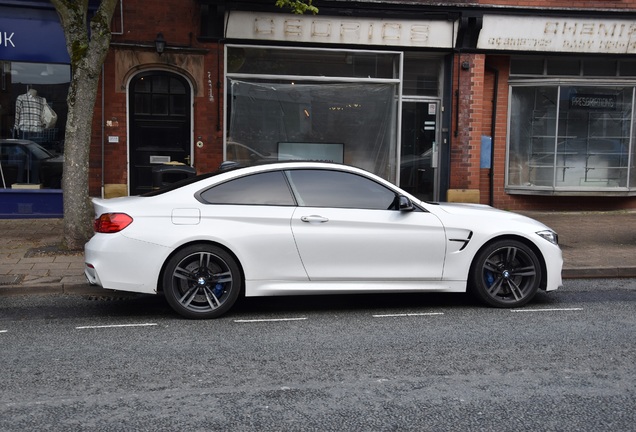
1 279 635 431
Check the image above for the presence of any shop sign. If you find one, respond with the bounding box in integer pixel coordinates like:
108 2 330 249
0 16 69 63
478 15 636 54
226 11 456 48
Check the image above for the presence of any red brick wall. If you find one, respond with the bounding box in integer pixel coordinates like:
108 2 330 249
88 0 224 196
88 51 133 196
450 54 485 191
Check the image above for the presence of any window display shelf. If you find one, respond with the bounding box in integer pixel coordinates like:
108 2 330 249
527 109 631 186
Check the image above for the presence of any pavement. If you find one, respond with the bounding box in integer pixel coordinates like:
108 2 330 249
0 210 635 297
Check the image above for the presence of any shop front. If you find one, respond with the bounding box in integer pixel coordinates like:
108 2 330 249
0 4 69 218
476 14 636 209
222 11 455 202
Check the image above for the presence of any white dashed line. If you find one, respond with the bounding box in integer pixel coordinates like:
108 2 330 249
76 323 158 329
510 308 583 313
234 317 308 323
0 330 7 333
373 312 445 318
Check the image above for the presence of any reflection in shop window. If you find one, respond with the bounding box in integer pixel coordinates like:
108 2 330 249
0 61 70 189
507 85 634 193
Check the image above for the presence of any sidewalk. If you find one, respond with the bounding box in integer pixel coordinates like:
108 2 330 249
0 211 635 296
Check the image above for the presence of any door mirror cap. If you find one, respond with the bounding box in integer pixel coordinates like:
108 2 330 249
399 195 414 212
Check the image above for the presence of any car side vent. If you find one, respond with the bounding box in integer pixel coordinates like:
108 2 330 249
449 231 473 251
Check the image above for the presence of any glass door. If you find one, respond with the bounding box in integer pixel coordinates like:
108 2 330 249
400 100 439 201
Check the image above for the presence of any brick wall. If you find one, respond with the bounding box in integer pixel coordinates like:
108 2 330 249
450 54 485 191
88 0 224 196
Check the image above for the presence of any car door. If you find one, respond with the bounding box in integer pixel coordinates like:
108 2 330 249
197 170 308 282
287 169 446 281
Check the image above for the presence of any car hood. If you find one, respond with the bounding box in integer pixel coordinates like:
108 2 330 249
423 201 553 230
428 201 509 216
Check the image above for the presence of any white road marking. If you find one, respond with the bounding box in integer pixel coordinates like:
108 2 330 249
0 330 7 333
234 317 308 323
373 312 445 318
76 323 158 329
510 308 583 313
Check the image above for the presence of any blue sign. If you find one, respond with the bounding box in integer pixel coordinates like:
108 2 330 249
0 16 70 64
480 136 492 169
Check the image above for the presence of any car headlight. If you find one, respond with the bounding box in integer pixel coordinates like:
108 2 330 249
536 230 558 245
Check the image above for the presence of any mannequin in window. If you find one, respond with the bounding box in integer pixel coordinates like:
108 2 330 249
14 88 45 138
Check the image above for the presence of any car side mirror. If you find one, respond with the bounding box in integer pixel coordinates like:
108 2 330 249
398 195 414 211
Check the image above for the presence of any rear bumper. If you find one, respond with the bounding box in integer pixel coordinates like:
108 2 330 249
84 233 171 295
84 263 102 286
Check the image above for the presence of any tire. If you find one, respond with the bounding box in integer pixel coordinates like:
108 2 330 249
162 244 242 319
470 240 542 308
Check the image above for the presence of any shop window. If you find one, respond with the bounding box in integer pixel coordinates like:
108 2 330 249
225 46 402 182
510 57 544 75
227 47 397 80
228 80 397 179
583 60 617 77
619 60 636 77
507 85 635 194
546 58 580 76
402 54 442 96
512 56 634 78
0 61 70 189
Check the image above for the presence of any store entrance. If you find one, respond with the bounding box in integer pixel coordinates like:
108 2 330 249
400 100 439 201
129 71 191 195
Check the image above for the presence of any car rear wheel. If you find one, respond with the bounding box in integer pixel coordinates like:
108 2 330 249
470 240 542 308
163 244 242 319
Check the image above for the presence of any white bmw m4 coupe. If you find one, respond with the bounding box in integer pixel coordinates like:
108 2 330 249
85 161 562 319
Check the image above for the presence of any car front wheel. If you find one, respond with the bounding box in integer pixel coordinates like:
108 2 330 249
163 244 242 319
470 240 542 308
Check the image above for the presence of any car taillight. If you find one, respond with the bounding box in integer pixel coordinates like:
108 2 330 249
94 213 133 233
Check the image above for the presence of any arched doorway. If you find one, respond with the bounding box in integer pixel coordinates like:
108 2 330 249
129 71 192 195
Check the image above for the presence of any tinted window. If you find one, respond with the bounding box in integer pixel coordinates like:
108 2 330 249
199 171 295 205
286 169 397 210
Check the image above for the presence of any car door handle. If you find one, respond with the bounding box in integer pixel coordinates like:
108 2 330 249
301 215 329 223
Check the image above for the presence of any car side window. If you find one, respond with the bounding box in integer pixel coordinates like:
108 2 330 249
286 169 398 210
198 171 295 206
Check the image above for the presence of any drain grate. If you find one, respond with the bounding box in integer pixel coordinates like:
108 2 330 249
0 275 23 286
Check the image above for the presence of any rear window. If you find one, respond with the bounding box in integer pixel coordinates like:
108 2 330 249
198 171 295 205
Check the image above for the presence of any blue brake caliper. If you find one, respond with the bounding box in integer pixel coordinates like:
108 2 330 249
485 271 495 287
213 283 224 298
